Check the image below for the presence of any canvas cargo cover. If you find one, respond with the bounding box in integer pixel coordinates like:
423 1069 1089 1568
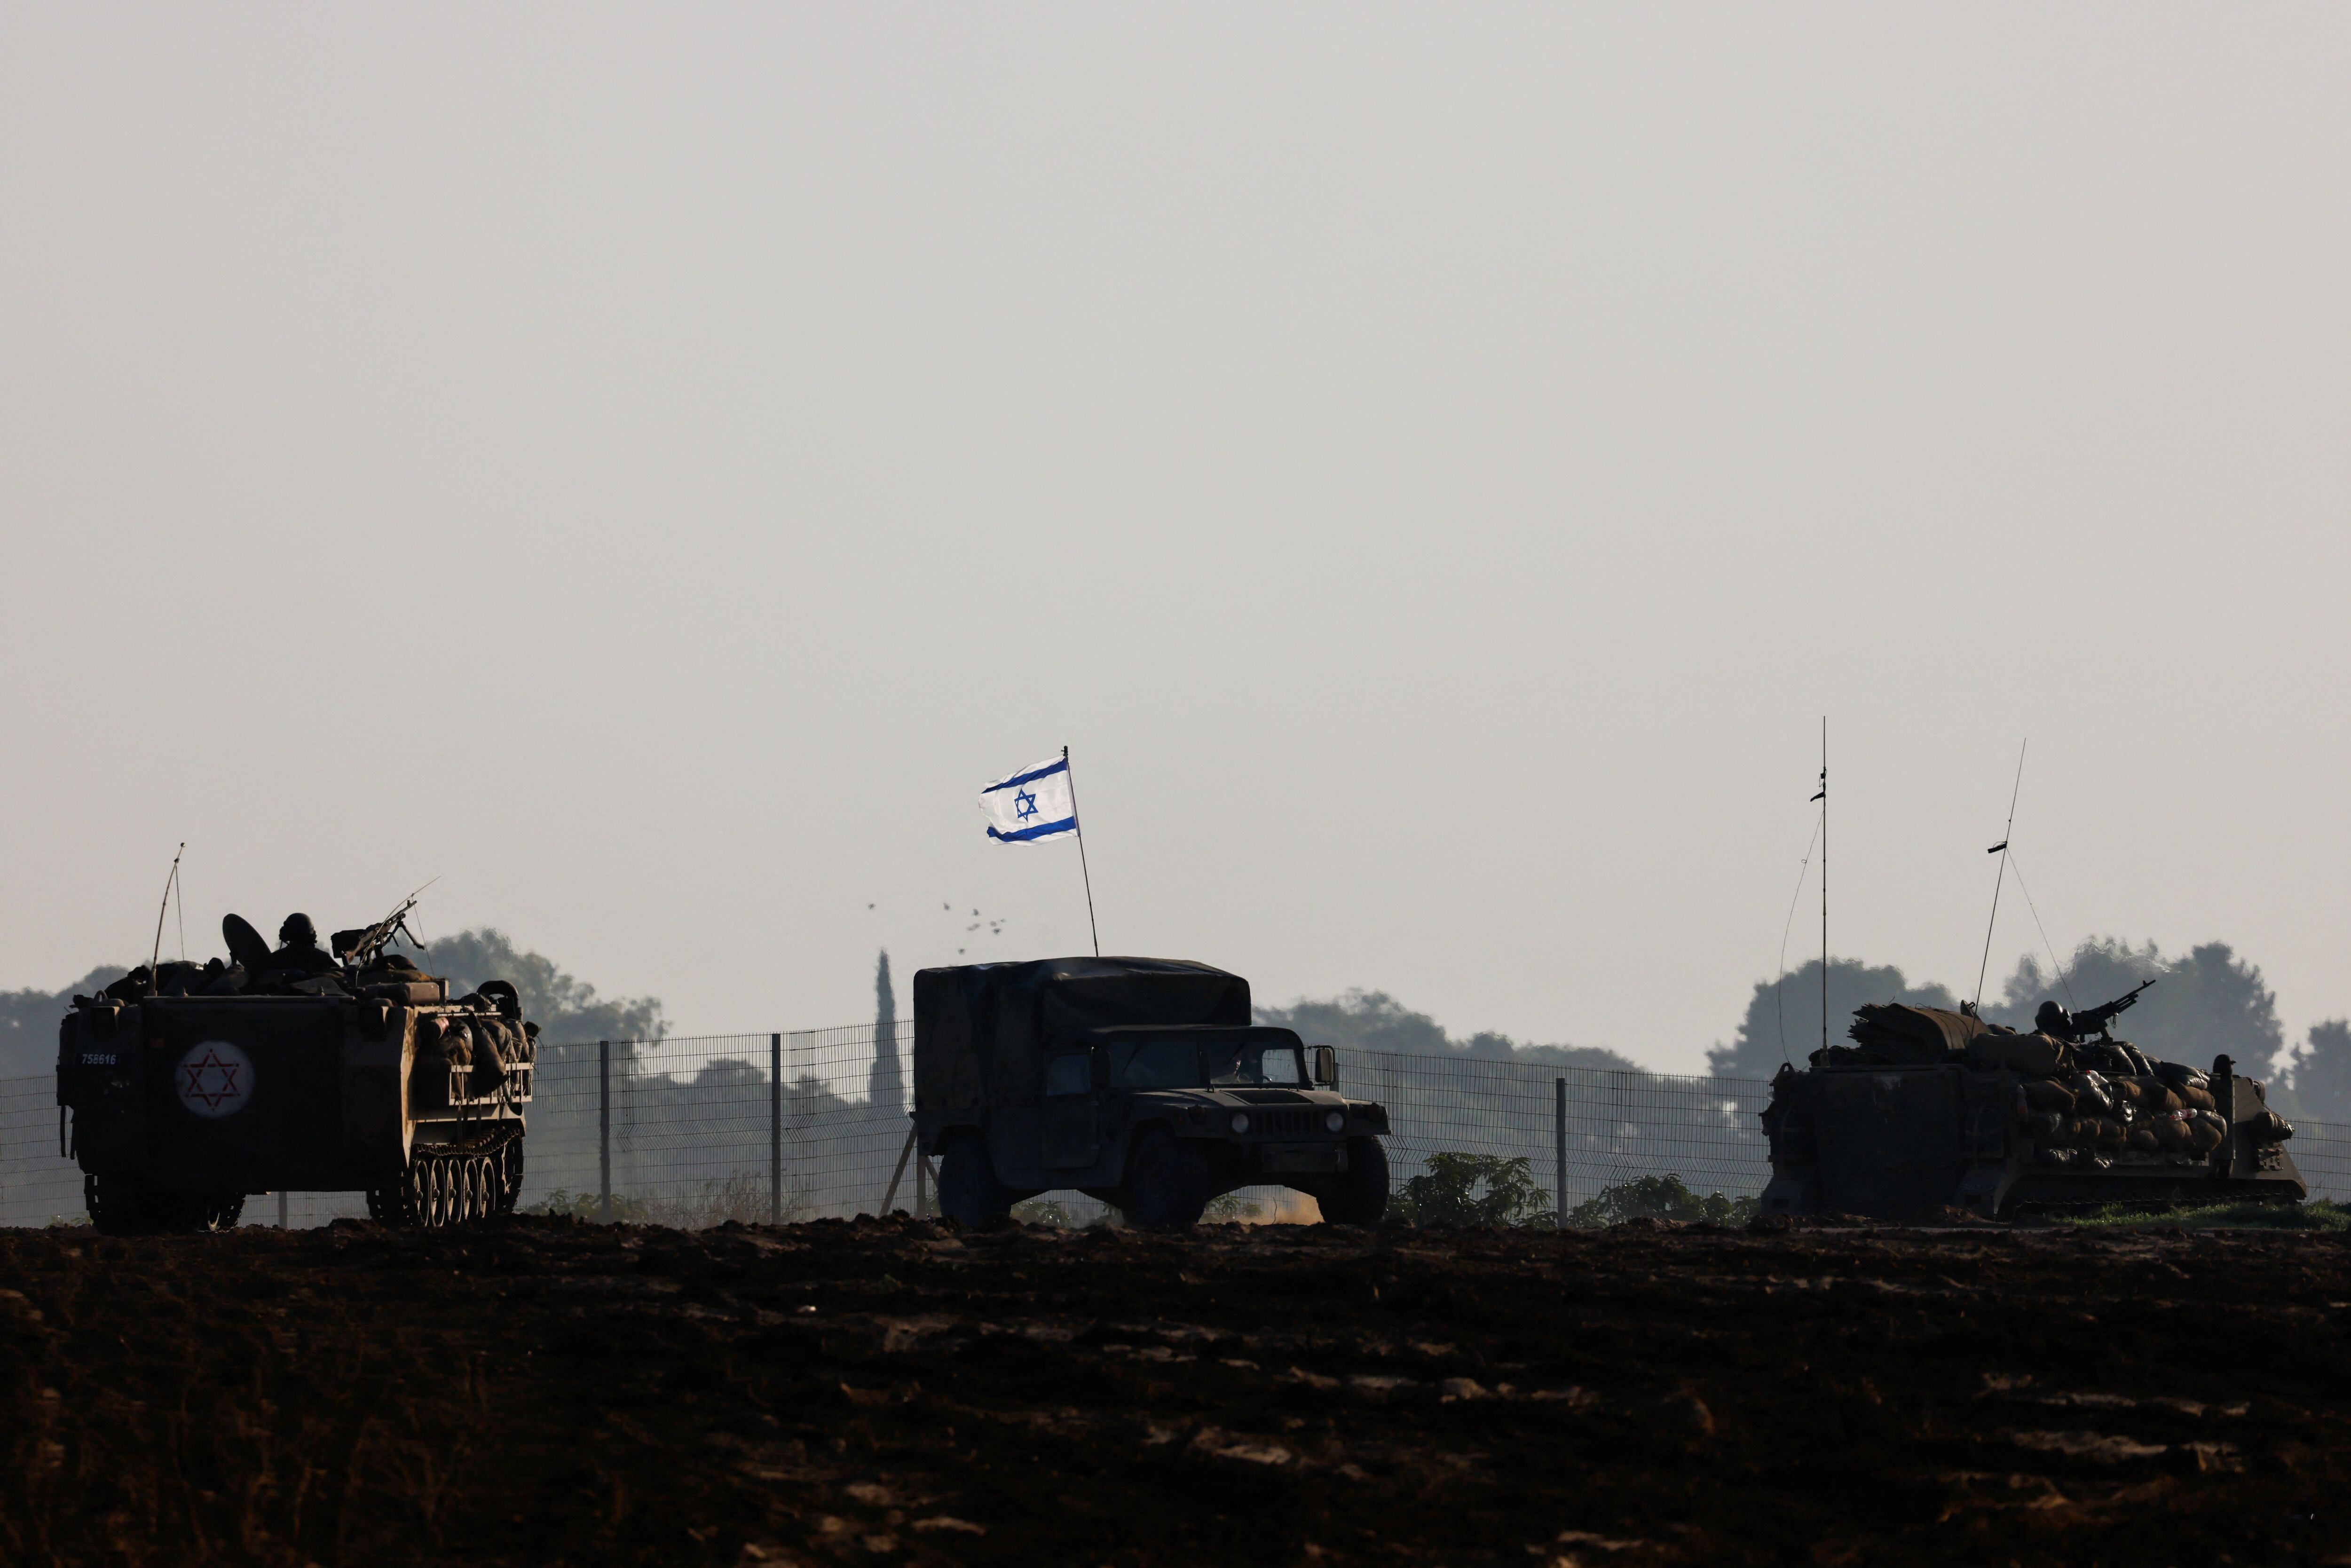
1843 1003 1989 1064
914 957 1249 1112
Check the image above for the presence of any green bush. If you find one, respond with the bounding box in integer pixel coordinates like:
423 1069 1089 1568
1391 1152 1553 1228
1565 1174 1757 1229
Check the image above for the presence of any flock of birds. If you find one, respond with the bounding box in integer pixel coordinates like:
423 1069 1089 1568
865 901 1008 956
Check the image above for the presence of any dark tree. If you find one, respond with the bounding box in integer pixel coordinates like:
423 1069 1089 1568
1988 938 2283 1079
868 949 902 1112
1708 958 1957 1080
409 928 665 1047
2292 1020 2351 1124
1256 989 1639 1072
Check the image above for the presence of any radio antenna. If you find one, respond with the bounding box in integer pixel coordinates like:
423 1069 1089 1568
1972 740 2027 1010
1812 719 1828 1057
149 843 186 984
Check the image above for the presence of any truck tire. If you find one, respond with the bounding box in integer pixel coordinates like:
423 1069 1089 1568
1318 1137 1389 1226
1126 1129 1210 1229
939 1134 1015 1227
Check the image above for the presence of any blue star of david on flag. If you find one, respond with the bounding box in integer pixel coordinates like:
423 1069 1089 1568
980 755 1079 843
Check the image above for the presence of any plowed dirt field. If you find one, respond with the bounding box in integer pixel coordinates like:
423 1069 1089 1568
2 1215 2347 1567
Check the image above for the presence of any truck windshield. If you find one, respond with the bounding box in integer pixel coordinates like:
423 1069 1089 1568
1106 1038 1202 1089
1102 1036 1310 1089
1204 1042 1305 1087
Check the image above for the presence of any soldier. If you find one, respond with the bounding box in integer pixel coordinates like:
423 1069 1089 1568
266 913 340 977
2035 999 2076 1040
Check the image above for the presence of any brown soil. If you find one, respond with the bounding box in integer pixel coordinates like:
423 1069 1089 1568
3 1215 2348 1567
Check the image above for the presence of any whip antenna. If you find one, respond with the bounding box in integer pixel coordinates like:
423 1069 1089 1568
1972 740 2027 1010
148 843 185 984
1813 719 1828 1058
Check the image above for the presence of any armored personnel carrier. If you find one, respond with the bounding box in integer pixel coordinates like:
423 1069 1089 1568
55 898 537 1234
1759 982 2305 1220
913 956 1391 1228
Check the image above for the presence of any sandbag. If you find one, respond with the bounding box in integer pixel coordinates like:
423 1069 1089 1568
2127 1127 2161 1152
2021 1080 2077 1113
2247 1110 2295 1144
1965 1032 2073 1078
2068 1072 2116 1116
2155 1061 2211 1095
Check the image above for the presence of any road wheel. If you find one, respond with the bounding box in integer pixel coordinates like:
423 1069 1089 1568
938 1134 1014 1228
495 1137 525 1214
1318 1137 1389 1225
187 1194 245 1231
410 1159 442 1227
1126 1129 1210 1229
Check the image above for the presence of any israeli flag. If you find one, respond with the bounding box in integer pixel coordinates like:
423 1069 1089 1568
980 754 1079 844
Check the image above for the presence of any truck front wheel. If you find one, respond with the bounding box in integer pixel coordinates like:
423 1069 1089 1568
1318 1137 1389 1225
938 1135 1015 1228
1126 1129 1211 1229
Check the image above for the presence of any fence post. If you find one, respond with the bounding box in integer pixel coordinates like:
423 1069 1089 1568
278 1190 289 1229
598 1039 612 1222
1554 1076 1568 1228
770 1032 783 1223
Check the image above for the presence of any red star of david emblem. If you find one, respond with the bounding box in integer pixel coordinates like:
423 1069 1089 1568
181 1047 244 1110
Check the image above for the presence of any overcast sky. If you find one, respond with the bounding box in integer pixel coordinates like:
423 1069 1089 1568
4 6 2346 1073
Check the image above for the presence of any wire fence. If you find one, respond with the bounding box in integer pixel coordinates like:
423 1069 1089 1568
6 1025 2348 1229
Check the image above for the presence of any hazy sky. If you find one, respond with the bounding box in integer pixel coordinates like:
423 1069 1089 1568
4 6 2346 1073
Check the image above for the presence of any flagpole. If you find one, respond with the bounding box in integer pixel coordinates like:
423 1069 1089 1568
1819 719 1828 1060
1063 745 1101 957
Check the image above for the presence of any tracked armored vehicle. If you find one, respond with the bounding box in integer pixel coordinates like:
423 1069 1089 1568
1759 984 2304 1220
55 899 537 1234
914 956 1391 1228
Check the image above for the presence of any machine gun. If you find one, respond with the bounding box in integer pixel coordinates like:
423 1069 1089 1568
2069 977 2157 1041
332 880 436 969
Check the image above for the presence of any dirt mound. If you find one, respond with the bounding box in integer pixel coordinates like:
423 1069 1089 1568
3 1216 2348 1564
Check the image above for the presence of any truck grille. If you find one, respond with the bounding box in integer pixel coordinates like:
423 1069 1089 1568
1250 1108 1322 1138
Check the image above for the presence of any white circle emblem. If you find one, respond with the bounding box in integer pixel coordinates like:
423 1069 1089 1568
178 1040 253 1119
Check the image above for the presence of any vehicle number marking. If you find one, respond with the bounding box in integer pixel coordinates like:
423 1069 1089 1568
178 1040 254 1118
79 1052 117 1066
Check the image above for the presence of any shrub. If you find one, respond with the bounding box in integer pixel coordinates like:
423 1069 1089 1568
1565 1174 1757 1229
1392 1152 1553 1228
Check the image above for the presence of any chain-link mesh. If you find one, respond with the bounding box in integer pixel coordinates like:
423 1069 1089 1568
6 1029 2348 1228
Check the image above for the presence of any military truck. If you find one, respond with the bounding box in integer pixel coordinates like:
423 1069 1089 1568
55 903 537 1234
913 956 1391 1228
1759 984 2305 1220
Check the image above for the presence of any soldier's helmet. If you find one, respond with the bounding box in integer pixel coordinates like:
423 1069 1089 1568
2035 999 2073 1038
279 913 319 948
